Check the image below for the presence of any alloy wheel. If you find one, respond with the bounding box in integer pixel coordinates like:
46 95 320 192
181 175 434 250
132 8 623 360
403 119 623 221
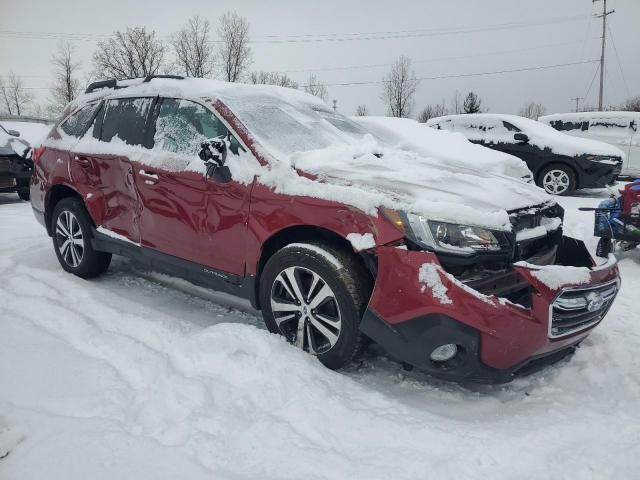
542 169 570 195
55 210 84 267
270 266 342 355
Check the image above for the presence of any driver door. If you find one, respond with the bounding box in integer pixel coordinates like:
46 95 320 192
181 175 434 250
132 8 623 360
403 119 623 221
133 97 250 275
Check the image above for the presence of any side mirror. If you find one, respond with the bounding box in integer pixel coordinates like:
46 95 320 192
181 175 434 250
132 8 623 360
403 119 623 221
7 129 20 137
514 132 529 143
199 137 227 167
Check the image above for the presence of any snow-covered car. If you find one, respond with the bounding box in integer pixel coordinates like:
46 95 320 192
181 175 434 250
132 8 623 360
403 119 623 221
0 123 32 201
31 76 620 383
427 114 625 196
539 111 640 178
351 116 533 183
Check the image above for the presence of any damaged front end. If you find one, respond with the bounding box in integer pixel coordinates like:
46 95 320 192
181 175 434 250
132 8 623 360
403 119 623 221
361 203 620 384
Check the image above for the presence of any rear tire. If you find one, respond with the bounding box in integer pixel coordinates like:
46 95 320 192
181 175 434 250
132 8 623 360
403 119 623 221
51 197 112 279
259 242 369 370
538 164 577 196
17 189 29 201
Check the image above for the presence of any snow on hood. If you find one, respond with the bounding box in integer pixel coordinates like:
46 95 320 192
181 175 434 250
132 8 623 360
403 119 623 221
351 116 533 181
281 135 551 231
427 114 625 159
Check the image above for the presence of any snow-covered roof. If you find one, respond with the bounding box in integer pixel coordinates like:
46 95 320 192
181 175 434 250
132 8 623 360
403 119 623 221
427 113 625 158
73 77 324 110
540 111 640 123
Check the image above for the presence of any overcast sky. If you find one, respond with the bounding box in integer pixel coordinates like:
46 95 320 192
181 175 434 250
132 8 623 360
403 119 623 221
1 0 638 117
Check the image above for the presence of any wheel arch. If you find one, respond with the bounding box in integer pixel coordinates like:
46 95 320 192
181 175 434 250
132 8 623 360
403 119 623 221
252 225 376 310
44 184 90 236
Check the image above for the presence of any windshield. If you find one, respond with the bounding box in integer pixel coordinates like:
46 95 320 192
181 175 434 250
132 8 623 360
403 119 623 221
219 92 373 158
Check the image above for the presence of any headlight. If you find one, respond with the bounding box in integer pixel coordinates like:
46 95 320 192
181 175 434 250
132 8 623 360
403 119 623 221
383 209 503 256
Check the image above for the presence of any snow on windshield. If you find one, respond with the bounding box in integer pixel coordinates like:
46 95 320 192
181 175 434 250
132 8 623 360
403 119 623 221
219 92 370 159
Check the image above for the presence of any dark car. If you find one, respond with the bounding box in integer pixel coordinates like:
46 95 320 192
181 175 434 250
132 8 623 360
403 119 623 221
0 124 32 201
30 76 620 383
427 114 624 196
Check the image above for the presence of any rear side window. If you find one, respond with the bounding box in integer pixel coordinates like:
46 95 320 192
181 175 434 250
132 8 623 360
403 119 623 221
152 98 241 156
549 120 588 132
100 98 153 146
60 103 100 137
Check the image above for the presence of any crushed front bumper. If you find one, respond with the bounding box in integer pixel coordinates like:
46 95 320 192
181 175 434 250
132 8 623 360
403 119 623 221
361 238 620 384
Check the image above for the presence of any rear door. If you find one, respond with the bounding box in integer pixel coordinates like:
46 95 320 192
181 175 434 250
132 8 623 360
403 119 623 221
134 97 251 275
72 97 154 243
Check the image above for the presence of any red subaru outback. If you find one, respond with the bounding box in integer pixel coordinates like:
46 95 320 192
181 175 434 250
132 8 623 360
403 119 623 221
30 76 620 383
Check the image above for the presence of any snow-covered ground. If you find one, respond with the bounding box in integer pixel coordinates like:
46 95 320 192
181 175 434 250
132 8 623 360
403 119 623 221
1 188 639 479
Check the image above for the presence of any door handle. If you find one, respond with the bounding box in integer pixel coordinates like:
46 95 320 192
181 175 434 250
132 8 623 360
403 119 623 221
139 169 159 185
74 155 91 167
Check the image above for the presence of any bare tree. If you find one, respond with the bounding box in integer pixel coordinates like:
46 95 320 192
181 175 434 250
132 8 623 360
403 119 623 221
355 104 368 116
519 101 547 120
417 101 448 122
381 56 417 118
92 27 166 80
171 16 215 78
621 96 640 112
248 71 298 88
463 91 483 114
50 42 81 111
0 72 33 116
303 74 328 102
217 11 252 82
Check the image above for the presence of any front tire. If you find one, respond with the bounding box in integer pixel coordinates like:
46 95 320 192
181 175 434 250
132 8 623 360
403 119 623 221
259 242 369 369
51 197 112 279
538 164 577 196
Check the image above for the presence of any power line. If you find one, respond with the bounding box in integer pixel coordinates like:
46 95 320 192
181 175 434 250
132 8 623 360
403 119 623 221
0 14 592 45
584 63 600 103
299 60 599 88
19 60 599 92
607 22 630 98
281 39 597 74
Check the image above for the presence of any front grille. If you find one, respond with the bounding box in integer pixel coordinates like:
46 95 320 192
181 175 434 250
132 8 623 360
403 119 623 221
549 281 618 338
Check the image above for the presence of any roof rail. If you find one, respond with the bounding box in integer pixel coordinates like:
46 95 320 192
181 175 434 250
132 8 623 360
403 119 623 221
85 75 185 94
143 75 184 83
85 79 118 94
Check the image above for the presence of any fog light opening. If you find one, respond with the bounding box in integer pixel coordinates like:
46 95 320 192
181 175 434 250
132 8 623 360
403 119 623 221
429 344 459 363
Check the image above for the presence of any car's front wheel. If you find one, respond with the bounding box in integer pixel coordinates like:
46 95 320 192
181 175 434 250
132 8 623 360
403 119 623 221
51 197 112 279
539 164 577 195
259 242 369 369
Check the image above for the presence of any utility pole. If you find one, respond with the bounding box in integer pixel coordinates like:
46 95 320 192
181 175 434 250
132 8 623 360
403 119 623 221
571 96 584 112
593 0 615 111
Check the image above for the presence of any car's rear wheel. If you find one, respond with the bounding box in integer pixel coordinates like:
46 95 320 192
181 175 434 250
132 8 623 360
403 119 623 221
259 242 369 369
52 197 111 279
17 189 29 201
539 164 576 196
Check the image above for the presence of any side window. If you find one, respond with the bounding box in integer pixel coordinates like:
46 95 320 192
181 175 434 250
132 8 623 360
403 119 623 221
60 103 100 137
503 121 521 132
153 98 243 157
100 97 153 146
549 119 588 132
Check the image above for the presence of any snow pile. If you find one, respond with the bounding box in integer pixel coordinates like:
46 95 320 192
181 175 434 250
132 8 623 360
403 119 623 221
346 233 376 251
352 116 533 181
418 263 452 304
515 216 563 242
515 262 592 289
428 114 625 159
